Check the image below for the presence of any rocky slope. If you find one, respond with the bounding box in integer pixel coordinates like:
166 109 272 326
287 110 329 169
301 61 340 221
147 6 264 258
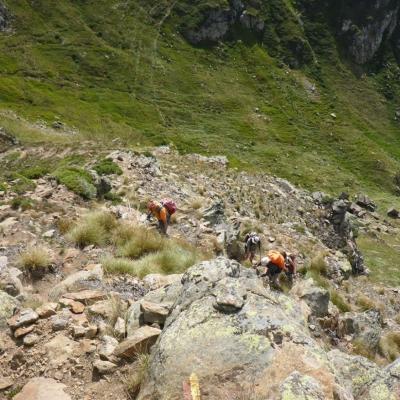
0 140 400 399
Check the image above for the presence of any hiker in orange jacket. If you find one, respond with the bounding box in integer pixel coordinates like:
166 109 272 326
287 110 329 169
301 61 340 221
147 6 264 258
258 250 288 289
147 199 177 235
147 200 169 235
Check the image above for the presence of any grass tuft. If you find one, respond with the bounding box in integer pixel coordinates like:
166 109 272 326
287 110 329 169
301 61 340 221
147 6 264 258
124 354 150 400
117 227 165 259
67 210 116 248
19 247 51 277
102 256 136 275
379 331 400 362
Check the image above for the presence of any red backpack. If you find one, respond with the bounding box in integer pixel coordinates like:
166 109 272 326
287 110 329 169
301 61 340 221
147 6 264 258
161 198 177 215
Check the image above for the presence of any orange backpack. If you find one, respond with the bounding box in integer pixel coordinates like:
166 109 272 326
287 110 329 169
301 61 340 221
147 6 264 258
267 250 285 270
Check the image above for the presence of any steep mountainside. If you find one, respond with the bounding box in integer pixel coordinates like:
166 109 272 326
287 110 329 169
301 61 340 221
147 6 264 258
1 1 400 201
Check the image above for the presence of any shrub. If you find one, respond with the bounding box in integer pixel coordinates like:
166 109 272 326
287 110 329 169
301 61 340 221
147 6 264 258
329 289 351 313
309 253 328 276
352 338 376 360
10 196 35 211
53 167 97 199
104 192 123 204
20 165 50 179
19 247 51 278
379 332 400 362
56 218 75 234
356 294 376 311
10 174 36 194
189 197 204 210
93 158 123 176
0 182 7 193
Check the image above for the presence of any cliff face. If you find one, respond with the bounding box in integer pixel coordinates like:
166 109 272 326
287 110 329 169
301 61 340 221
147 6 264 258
172 0 400 67
0 2 9 32
335 0 400 64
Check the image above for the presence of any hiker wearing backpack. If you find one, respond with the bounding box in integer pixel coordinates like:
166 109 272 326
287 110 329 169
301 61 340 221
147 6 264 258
147 198 177 235
258 250 288 290
285 253 297 284
244 232 261 264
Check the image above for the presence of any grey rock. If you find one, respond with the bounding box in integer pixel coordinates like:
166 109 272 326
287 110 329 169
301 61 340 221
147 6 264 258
291 279 330 317
203 199 225 226
98 335 118 361
141 301 170 325
328 349 399 399
48 264 103 301
23 333 40 347
126 280 181 336
355 193 377 212
51 313 70 332
0 269 23 297
114 317 126 338
126 300 143 337
36 303 58 318
279 371 325 400
0 291 18 328
142 273 182 291
387 207 399 218
338 310 382 351
7 308 39 330
386 357 400 378
0 255 7 270
93 359 117 375
212 277 246 313
113 326 161 360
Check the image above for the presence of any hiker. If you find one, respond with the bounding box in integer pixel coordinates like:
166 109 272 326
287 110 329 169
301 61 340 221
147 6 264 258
258 250 288 289
285 253 297 284
147 198 177 235
244 232 261 264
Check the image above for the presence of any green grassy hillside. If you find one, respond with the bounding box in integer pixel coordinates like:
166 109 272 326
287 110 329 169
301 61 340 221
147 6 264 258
1 0 400 204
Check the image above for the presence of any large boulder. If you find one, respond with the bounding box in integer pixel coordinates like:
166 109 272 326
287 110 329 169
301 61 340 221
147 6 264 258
137 258 335 400
328 349 400 400
338 310 382 351
0 290 18 328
